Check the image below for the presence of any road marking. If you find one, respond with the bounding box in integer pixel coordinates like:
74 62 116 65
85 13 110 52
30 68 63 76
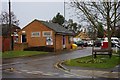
46 72 59 76
2 56 56 67
4 68 59 76
20 70 28 72
30 71 43 75
26 72 33 74
63 74 74 77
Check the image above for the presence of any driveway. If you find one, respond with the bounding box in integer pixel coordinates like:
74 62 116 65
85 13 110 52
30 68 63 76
2 47 92 78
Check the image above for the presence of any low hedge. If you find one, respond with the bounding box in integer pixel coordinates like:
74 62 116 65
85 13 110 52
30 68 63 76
24 46 54 52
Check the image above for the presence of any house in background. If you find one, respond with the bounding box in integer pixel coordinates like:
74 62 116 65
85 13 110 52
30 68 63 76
15 19 74 51
0 24 21 52
75 27 89 40
76 32 89 40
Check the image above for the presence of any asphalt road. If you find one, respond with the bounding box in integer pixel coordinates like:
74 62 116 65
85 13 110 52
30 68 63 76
2 47 92 78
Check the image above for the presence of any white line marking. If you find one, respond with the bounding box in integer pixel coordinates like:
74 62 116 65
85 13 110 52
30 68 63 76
3 56 55 66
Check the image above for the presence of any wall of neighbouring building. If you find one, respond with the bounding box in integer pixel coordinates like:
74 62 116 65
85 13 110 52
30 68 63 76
0 36 2 52
2 37 11 52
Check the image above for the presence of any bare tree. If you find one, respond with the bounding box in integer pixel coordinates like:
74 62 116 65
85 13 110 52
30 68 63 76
69 1 120 49
0 11 19 26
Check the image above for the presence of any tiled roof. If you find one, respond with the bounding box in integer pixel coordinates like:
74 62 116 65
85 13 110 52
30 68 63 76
38 20 74 35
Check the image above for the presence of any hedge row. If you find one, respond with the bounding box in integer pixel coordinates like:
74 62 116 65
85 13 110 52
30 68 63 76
24 46 54 52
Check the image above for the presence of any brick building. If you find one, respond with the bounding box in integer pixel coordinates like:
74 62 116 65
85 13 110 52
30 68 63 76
16 19 74 51
0 24 21 52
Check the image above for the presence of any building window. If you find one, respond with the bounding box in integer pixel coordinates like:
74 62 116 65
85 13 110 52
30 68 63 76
14 36 18 42
31 32 40 37
13 32 19 42
43 31 52 37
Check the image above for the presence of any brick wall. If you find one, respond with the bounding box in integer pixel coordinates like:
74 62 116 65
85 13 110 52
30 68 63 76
17 20 73 52
65 36 72 50
55 35 62 51
18 20 55 48
55 35 72 51
14 43 28 51
3 37 11 52
0 36 2 51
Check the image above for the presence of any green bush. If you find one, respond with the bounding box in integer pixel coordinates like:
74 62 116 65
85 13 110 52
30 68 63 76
24 46 54 52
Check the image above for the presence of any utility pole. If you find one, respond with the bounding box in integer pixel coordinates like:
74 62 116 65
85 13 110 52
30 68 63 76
64 0 65 20
9 0 11 31
9 0 13 50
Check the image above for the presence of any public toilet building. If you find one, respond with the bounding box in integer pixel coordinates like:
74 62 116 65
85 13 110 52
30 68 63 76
15 19 74 51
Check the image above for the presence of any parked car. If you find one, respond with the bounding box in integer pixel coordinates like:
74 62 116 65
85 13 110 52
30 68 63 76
87 40 93 46
101 37 120 47
111 37 120 47
84 42 88 47
83 41 88 47
94 40 102 47
74 41 84 47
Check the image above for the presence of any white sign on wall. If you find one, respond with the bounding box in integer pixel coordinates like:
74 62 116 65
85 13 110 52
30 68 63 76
46 37 53 45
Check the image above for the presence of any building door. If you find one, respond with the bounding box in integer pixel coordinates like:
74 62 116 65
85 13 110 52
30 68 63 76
62 35 66 49
22 34 26 43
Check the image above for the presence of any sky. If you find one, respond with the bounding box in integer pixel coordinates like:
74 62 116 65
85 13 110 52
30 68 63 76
1 0 77 28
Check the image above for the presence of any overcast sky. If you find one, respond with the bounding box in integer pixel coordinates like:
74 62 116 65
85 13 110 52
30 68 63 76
1 1 77 28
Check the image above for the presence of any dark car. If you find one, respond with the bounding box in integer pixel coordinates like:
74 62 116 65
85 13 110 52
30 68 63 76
74 41 84 47
94 40 102 47
83 41 88 47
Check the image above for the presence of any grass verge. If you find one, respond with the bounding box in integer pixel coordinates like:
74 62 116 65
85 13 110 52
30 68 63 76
2 51 48 59
64 55 120 69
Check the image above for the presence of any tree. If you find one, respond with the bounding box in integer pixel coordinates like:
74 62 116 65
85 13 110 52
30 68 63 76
0 11 19 26
63 19 81 34
97 22 104 38
69 1 120 49
52 13 65 25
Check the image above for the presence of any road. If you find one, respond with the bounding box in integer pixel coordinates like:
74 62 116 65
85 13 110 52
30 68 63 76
2 47 92 78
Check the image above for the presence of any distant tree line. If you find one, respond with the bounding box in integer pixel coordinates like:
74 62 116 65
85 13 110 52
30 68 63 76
52 12 81 34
